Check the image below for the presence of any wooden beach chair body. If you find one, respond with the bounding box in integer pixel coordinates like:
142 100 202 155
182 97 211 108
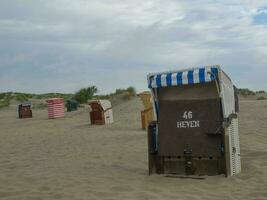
89 100 113 125
147 65 241 177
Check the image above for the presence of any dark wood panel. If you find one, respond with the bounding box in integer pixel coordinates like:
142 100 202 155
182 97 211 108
158 99 223 157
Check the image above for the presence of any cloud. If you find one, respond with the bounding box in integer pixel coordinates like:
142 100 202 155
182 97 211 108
0 0 267 93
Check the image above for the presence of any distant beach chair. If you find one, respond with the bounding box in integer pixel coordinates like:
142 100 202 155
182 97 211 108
139 92 155 130
17 102 32 119
88 100 113 125
46 98 65 119
66 99 78 112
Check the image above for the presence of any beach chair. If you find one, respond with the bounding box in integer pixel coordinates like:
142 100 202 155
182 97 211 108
147 65 241 177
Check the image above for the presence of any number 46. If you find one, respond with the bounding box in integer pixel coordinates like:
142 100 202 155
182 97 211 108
183 111 193 119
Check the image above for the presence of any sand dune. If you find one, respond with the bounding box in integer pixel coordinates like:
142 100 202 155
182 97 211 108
0 97 267 200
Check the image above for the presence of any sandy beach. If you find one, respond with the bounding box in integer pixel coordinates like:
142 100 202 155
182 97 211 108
0 97 267 200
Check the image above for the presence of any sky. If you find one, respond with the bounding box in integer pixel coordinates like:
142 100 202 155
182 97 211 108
0 0 267 94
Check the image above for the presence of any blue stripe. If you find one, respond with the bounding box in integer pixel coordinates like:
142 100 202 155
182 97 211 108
166 73 172 87
156 74 162 87
155 101 159 118
199 68 205 83
148 78 152 88
211 67 218 81
177 72 183 85
187 70 194 84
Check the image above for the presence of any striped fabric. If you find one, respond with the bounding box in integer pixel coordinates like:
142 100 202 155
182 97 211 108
148 66 219 88
46 98 65 119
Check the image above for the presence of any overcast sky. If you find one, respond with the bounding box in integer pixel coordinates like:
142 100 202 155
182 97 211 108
0 0 267 94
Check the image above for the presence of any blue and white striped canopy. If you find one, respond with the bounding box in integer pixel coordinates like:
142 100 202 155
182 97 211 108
148 66 219 88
